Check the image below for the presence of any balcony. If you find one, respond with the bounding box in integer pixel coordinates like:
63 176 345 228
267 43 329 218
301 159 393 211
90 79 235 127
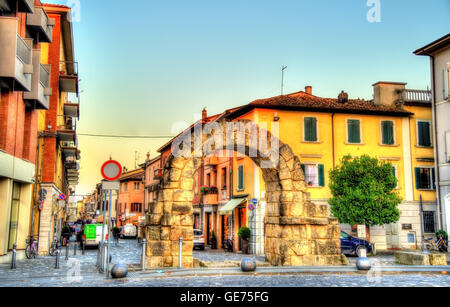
0 18 33 91
26 6 54 43
399 89 432 105
57 117 76 142
59 61 78 93
203 193 218 205
64 102 79 118
23 50 51 109
62 145 80 161
64 156 79 170
0 0 34 13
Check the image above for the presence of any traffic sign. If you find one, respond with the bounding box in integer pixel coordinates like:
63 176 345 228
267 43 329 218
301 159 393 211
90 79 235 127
248 204 254 211
252 198 258 205
101 160 122 181
59 193 66 201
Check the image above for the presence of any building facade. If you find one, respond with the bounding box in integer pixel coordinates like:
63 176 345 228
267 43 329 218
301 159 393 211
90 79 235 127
414 33 450 236
116 168 144 229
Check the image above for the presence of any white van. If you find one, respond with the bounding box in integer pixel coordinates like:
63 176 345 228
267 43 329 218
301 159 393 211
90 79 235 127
120 224 137 239
83 224 108 247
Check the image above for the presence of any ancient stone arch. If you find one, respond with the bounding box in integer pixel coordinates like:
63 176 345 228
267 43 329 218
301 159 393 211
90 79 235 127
143 119 341 268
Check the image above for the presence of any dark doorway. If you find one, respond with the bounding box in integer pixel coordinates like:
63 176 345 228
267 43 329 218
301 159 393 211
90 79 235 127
206 212 211 245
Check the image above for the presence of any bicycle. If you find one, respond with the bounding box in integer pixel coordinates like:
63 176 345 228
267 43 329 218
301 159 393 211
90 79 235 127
25 236 39 259
424 236 448 252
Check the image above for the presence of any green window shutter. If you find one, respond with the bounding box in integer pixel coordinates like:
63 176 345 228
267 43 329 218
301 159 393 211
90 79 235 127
301 164 306 176
348 120 360 143
392 167 396 178
418 122 431 147
318 164 325 187
382 121 394 145
415 168 421 189
238 165 244 190
304 118 317 142
432 168 436 190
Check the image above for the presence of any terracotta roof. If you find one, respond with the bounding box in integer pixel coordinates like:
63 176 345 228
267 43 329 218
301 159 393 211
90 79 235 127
226 90 413 119
119 168 144 182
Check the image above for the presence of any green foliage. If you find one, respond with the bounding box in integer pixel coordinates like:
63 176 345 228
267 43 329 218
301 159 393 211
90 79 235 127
436 230 448 240
328 155 402 226
238 226 251 241
211 230 216 239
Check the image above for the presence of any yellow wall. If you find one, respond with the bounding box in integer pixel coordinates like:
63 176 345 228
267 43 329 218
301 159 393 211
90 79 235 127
233 106 435 203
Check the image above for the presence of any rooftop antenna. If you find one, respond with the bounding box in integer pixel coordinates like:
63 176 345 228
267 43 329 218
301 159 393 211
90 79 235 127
281 65 288 95
134 151 141 169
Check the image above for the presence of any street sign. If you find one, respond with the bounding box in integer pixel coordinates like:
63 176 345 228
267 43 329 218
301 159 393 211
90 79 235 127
248 204 254 211
59 193 66 201
252 198 258 205
101 160 122 181
102 181 120 191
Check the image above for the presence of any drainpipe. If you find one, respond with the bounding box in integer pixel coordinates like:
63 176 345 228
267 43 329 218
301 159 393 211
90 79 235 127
331 113 336 169
430 55 443 231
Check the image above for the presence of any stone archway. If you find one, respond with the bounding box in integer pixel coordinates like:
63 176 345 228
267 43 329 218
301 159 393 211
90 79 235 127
143 119 341 268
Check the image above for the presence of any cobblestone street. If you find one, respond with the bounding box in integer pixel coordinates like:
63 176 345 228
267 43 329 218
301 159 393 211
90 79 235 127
0 239 449 287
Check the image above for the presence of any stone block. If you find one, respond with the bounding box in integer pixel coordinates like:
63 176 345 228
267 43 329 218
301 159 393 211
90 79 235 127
280 179 293 191
395 251 430 265
147 241 171 257
147 214 163 225
173 190 194 202
172 202 193 215
146 226 160 241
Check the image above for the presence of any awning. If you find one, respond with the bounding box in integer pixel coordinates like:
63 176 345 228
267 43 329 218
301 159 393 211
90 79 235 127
219 198 247 216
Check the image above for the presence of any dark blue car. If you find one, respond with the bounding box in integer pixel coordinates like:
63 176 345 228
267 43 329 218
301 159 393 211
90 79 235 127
340 231 373 257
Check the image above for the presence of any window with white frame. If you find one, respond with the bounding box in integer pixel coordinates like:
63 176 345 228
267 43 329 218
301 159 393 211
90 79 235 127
301 164 325 187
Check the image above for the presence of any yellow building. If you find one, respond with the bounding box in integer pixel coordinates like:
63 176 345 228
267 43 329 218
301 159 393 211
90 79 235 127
225 82 436 252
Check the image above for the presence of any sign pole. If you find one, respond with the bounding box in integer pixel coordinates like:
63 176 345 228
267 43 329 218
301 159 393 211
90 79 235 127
107 189 112 276
99 191 107 272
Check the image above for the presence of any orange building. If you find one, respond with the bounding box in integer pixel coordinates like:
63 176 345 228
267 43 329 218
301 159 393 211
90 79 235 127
116 168 144 228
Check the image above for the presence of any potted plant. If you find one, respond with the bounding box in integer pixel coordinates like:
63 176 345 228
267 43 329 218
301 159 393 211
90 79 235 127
238 226 251 254
210 230 217 249
208 186 218 194
200 186 209 195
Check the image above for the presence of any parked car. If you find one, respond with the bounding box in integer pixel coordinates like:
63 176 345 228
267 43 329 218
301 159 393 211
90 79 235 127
340 231 373 257
120 224 137 239
193 229 205 250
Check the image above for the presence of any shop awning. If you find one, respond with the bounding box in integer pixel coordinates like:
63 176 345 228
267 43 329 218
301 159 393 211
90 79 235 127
219 198 247 216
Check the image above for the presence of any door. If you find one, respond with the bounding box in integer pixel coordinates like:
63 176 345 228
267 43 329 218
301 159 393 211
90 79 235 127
386 223 401 249
8 183 21 251
340 231 353 254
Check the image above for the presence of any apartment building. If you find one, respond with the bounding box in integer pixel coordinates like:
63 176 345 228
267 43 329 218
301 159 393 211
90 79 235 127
117 168 144 229
414 33 450 236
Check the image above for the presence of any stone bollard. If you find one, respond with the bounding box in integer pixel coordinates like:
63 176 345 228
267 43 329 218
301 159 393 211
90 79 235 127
55 249 61 269
178 237 183 269
74 241 78 256
241 258 257 272
111 264 128 279
11 244 17 270
141 239 147 271
356 248 371 271
65 242 69 260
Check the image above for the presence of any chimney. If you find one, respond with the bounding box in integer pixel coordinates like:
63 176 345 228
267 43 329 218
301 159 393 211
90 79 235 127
305 86 312 95
372 82 406 107
338 91 349 103
202 108 207 122
146 152 150 162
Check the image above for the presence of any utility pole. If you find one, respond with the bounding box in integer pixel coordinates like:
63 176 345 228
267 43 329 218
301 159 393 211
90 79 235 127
281 65 288 95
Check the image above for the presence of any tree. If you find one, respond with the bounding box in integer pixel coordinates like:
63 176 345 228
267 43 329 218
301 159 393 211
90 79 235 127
328 155 401 226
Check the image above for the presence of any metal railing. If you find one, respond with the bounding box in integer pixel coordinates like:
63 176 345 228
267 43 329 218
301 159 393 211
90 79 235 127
39 64 50 87
401 89 432 103
59 61 78 76
16 34 31 65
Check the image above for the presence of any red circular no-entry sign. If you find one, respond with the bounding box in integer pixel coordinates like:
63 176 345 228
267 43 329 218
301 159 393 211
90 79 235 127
101 160 122 181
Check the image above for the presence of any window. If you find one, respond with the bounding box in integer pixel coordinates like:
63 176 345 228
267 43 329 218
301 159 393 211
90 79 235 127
124 182 128 192
304 117 318 142
301 164 325 187
417 121 432 147
8 183 21 251
221 168 227 189
444 65 449 101
381 121 394 145
423 211 435 233
131 203 142 213
238 165 244 190
206 173 211 187
392 166 399 189
415 167 436 190
347 120 361 144
134 182 140 190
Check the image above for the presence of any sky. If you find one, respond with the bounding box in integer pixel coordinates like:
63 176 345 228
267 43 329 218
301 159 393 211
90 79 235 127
45 0 450 197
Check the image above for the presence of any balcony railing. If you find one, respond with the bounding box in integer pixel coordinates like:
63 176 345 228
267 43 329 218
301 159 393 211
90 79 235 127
0 18 33 91
39 64 50 88
400 89 432 104
59 61 79 93
16 35 31 65
26 7 54 43
24 49 51 109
